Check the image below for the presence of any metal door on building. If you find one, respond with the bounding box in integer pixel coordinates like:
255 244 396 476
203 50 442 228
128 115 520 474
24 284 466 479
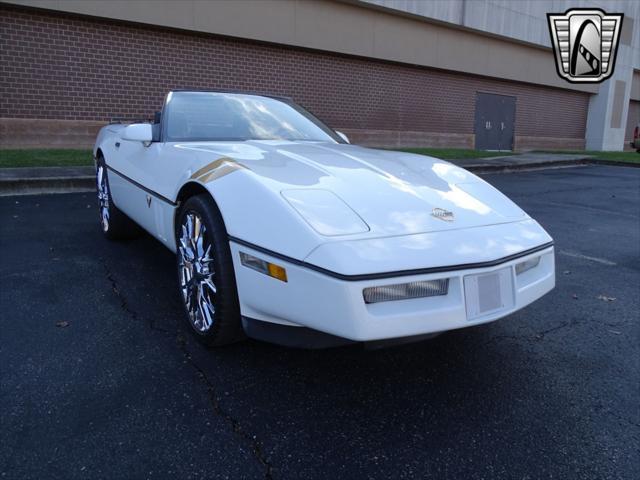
474 93 516 150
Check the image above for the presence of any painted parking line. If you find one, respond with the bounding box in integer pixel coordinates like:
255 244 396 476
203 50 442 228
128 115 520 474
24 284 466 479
558 250 617 266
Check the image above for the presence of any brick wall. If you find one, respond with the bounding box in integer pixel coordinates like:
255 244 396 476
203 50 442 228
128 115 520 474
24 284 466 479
0 5 589 148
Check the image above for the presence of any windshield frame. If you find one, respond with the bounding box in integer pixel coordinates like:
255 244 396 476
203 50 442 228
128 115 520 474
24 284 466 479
159 90 345 144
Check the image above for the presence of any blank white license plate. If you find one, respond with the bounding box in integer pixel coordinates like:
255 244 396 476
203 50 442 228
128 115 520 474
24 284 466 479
464 267 514 320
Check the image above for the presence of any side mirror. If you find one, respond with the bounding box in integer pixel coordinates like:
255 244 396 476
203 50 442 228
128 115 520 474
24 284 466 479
335 130 350 144
122 123 153 143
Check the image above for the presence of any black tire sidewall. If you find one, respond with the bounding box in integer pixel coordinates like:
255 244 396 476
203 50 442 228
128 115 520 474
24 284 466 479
175 194 243 346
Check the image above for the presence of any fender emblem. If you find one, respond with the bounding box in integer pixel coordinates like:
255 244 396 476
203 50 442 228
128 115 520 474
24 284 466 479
431 208 454 222
146 195 152 208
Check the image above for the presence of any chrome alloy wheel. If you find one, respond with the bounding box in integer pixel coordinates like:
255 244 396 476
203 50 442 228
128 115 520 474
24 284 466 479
97 164 110 232
178 212 217 332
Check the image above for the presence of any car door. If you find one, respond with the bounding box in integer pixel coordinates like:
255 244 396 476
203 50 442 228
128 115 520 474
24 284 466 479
107 135 178 247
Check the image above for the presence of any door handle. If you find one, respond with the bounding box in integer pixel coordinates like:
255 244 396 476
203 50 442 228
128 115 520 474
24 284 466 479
501 122 505 131
485 121 492 129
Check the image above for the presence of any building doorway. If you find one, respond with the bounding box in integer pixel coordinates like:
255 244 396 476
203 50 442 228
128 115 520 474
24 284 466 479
474 93 516 150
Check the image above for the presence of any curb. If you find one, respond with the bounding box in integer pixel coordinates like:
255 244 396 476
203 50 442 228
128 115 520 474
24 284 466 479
0 175 94 196
589 159 640 168
0 159 637 196
456 157 639 174
462 158 593 173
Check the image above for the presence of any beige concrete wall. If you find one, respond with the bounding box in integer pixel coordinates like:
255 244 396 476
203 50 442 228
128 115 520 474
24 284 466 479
364 1 639 54
4 0 597 94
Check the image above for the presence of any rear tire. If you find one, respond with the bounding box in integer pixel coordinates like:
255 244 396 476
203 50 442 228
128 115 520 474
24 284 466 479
96 156 139 240
175 194 244 346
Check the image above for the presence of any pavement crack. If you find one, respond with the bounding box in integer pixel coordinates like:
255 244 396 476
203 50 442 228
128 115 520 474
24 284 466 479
483 321 573 345
482 334 522 345
101 259 167 333
176 334 274 479
534 321 571 340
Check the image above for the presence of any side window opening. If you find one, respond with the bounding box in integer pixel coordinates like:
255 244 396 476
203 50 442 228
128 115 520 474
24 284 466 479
152 111 161 142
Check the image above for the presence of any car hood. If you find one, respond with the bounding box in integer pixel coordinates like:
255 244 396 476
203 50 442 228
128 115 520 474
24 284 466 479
176 141 528 237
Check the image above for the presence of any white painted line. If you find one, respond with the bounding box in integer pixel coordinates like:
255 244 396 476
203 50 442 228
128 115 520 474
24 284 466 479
542 200 638 219
559 250 617 266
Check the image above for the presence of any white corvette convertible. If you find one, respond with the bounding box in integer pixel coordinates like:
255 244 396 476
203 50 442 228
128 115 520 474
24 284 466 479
94 90 555 347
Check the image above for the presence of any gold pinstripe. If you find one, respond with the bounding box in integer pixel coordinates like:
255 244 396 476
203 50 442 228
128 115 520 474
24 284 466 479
190 157 247 183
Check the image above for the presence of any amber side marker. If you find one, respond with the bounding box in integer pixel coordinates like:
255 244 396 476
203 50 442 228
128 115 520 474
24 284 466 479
240 252 288 282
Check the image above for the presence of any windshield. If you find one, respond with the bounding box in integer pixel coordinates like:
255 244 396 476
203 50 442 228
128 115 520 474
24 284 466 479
163 91 341 143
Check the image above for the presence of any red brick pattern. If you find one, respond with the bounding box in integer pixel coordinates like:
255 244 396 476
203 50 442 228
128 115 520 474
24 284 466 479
0 5 589 139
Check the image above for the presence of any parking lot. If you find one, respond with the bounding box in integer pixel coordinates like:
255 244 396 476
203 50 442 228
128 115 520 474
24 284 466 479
1 165 638 479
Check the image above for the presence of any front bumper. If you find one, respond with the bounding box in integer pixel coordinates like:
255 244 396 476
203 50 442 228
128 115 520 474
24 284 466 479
230 241 555 342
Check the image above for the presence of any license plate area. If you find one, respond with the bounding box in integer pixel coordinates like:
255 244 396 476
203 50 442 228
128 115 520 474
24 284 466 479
464 267 514 320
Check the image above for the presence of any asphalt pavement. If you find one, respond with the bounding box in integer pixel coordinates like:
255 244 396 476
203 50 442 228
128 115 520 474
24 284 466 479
1 165 638 479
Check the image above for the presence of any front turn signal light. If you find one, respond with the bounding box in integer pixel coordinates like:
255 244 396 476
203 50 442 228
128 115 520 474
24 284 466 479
240 252 288 282
267 263 288 282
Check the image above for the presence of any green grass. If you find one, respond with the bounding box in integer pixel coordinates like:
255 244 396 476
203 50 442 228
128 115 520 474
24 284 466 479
0 149 93 168
533 150 640 164
394 148 516 160
0 147 637 168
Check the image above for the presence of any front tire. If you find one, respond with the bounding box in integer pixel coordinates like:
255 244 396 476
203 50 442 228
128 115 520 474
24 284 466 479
176 194 243 346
